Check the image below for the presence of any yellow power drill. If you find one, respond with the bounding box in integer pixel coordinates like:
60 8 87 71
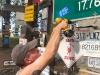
55 18 74 37
55 18 72 31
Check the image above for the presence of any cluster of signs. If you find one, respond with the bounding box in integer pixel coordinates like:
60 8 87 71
57 27 100 69
18 27 100 70
40 7 49 32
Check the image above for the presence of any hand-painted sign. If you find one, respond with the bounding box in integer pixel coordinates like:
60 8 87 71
57 36 83 68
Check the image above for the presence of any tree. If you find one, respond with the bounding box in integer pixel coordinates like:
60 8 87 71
13 25 20 33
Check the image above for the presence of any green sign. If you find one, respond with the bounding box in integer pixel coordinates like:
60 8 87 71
53 0 100 23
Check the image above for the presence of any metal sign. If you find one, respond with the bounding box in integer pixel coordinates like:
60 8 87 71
53 0 100 23
88 57 100 68
80 40 100 57
57 36 83 68
24 5 34 22
75 27 100 57
74 28 100 41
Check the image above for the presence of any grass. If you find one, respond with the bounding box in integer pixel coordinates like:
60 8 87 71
0 37 19 51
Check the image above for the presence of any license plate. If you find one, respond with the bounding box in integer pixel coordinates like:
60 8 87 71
75 28 100 40
80 41 100 53
88 57 100 68
80 40 100 57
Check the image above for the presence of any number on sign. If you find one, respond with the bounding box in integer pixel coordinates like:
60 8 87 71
88 57 100 68
81 0 87 10
78 1 81 11
88 57 95 66
89 0 93 8
82 44 100 50
94 0 100 7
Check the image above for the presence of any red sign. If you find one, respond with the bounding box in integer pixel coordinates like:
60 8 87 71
34 0 40 4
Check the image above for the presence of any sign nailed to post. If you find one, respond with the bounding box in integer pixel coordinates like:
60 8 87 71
24 5 34 22
57 36 84 68
53 0 100 22
80 40 100 57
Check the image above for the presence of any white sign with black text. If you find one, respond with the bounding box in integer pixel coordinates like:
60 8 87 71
80 40 100 57
4 60 16 66
74 28 100 41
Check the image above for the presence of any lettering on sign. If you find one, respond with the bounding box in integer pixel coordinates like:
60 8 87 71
88 57 100 68
82 44 100 51
66 39 75 42
75 30 100 40
80 41 100 57
64 44 75 61
76 0 100 13
64 56 74 60
59 6 70 17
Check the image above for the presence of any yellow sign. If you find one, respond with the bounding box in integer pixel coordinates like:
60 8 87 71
24 5 34 22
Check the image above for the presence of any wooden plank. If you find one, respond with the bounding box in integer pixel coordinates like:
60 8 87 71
4 4 25 12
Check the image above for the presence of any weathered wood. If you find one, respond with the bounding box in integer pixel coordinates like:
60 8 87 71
38 0 52 10
4 4 25 12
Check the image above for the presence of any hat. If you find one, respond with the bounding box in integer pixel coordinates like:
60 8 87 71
11 39 38 64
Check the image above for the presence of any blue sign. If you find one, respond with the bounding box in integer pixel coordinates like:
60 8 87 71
4 38 9 44
58 6 70 17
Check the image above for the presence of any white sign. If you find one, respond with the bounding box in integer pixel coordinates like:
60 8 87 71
57 36 84 68
38 47 50 75
4 60 16 66
16 12 24 20
80 40 100 57
19 38 27 45
88 57 100 68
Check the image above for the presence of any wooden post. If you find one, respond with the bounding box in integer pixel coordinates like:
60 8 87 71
25 0 34 42
2 0 11 48
46 3 56 75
